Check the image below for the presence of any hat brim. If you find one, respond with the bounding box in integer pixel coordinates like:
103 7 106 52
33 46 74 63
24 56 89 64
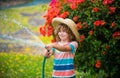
52 17 80 42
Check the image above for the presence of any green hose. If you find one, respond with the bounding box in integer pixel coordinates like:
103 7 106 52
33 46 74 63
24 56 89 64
42 57 46 78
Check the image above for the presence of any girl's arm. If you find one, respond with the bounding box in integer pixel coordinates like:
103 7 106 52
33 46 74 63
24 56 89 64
46 43 72 52
54 44 72 52
46 42 78 52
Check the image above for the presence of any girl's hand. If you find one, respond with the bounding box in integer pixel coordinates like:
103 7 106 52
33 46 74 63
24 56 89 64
43 50 52 58
45 43 55 51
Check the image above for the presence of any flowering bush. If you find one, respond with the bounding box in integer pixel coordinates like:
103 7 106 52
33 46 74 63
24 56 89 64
39 0 120 77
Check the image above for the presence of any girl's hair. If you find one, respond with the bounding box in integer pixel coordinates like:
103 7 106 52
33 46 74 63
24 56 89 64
54 23 76 42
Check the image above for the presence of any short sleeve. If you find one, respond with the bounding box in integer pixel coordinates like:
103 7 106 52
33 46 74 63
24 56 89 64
52 48 55 54
68 41 78 53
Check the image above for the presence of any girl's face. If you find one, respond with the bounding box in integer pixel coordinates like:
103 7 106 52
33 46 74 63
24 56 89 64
58 30 69 41
54 23 76 42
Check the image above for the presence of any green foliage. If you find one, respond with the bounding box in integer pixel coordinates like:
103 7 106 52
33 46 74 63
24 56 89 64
72 1 120 78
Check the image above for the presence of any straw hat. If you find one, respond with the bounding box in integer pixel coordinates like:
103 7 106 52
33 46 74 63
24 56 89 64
52 17 80 41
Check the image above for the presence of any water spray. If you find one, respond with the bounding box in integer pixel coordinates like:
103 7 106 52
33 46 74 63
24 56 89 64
0 14 41 42
0 34 45 49
0 15 48 78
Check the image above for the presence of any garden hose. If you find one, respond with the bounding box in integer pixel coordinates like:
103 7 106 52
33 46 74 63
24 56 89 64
42 57 46 78
42 50 49 78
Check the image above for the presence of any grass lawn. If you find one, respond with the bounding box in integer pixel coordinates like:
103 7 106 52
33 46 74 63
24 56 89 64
0 52 53 78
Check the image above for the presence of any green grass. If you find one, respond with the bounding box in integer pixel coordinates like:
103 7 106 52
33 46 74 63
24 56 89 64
0 52 53 78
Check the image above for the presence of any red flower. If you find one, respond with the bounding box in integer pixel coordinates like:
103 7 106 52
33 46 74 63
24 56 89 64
49 0 57 6
111 22 116 27
95 60 101 68
100 20 106 26
76 0 85 4
76 22 82 30
59 12 69 18
94 20 100 26
92 7 99 12
39 26 46 36
79 35 85 42
103 0 114 5
67 0 73 3
94 20 106 26
73 16 78 22
43 0 62 30
70 3 77 10
108 6 116 14
39 25 53 36
112 31 120 39
46 26 53 36
89 30 93 36
44 6 61 25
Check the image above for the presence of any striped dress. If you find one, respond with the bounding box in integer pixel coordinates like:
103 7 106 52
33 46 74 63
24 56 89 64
52 41 78 78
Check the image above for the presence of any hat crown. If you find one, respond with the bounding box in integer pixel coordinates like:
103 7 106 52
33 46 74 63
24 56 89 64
65 19 76 26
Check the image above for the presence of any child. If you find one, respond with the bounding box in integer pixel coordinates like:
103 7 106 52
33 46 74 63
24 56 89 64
44 17 80 78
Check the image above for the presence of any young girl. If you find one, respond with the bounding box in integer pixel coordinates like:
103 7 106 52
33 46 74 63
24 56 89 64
44 17 80 78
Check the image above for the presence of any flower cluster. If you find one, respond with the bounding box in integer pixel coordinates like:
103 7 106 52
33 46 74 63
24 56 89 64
93 20 106 28
39 25 53 36
95 60 101 69
39 0 120 77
